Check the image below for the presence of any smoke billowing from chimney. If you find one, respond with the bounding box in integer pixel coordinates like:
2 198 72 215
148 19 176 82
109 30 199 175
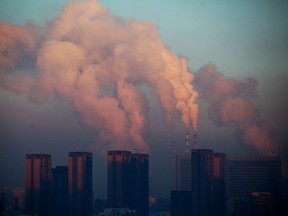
195 63 278 154
185 130 190 154
0 0 199 152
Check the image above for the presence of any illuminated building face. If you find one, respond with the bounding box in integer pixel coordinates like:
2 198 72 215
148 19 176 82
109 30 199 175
25 154 51 216
68 152 92 216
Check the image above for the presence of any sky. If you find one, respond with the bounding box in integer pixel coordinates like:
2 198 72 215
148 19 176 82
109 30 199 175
0 0 288 198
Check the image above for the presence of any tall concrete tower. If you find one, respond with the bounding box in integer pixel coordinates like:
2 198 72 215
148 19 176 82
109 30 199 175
26 154 52 216
213 153 226 216
107 150 131 208
107 150 149 216
130 153 149 216
175 154 191 191
68 152 92 216
52 166 68 216
191 149 214 216
174 132 192 191
185 130 190 155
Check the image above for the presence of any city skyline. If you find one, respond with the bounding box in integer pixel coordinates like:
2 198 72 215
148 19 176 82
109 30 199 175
1 0 288 198
1 149 286 215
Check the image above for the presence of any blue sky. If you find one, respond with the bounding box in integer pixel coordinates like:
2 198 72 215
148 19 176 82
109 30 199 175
0 0 287 75
0 0 287 197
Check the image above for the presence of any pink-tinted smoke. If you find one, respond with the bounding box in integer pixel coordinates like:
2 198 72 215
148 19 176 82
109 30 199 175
0 0 198 152
195 63 278 154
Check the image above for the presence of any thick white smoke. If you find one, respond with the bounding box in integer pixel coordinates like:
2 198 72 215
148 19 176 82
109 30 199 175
0 0 199 152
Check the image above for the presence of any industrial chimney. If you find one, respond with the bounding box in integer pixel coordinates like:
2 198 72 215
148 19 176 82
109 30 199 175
193 133 198 149
185 130 190 155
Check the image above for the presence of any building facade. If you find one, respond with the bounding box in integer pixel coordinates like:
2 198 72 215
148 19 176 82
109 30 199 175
0 187 25 215
26 154 52 216
107 150 149 216
68 152 93 216
213 153 226 216
130 153 149 216
107 150 132 209
170 191 192 216
191 149 214 216
52 166 68 216
226 156 281 215
175 154 191 191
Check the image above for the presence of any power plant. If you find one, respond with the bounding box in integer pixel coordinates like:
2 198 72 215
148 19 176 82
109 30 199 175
185 129 198 153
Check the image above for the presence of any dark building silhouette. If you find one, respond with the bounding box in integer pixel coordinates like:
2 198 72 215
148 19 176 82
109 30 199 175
26 154 52 216
0 187 25 215
149 197 170 215
52 166 68 216
68 152 92 216
171 191 192 216
171 150 226 216
12 188 25 213
107 150 149 216
249 192 277 216
213 153 226 216
130 153 149 216
174 131 192 191
175 154 191 191
226 156 281 216
191 149 214 216
94 199 107 215
107 150 132 208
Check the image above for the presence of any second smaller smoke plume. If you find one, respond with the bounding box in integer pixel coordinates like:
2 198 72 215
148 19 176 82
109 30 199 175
195 63 278 154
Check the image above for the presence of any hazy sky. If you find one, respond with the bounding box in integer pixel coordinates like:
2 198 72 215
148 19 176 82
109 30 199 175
0 0 287 197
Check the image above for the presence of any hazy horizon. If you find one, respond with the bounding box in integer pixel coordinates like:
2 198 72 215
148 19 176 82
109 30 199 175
1 0 287 198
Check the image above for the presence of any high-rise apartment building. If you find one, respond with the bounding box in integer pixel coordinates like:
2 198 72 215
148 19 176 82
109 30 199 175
130 153 149 216
191 149 214 216
172 150 226 216
68 152 92 216
175 154 191 191
213 153 226 216
26 154 52 216
170 191 192 216
107 150 132 208
226 156 281 215
226 156 281 199
52 166 68 216
107 150 149 216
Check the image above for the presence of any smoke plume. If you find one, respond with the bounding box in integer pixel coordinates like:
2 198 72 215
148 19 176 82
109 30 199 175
0 0 199 152
195 63 278 154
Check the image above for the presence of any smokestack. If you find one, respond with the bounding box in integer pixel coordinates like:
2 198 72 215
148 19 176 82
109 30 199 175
171 141 176 190
185 130 190 154
193 133 198 149
171 141 176 170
